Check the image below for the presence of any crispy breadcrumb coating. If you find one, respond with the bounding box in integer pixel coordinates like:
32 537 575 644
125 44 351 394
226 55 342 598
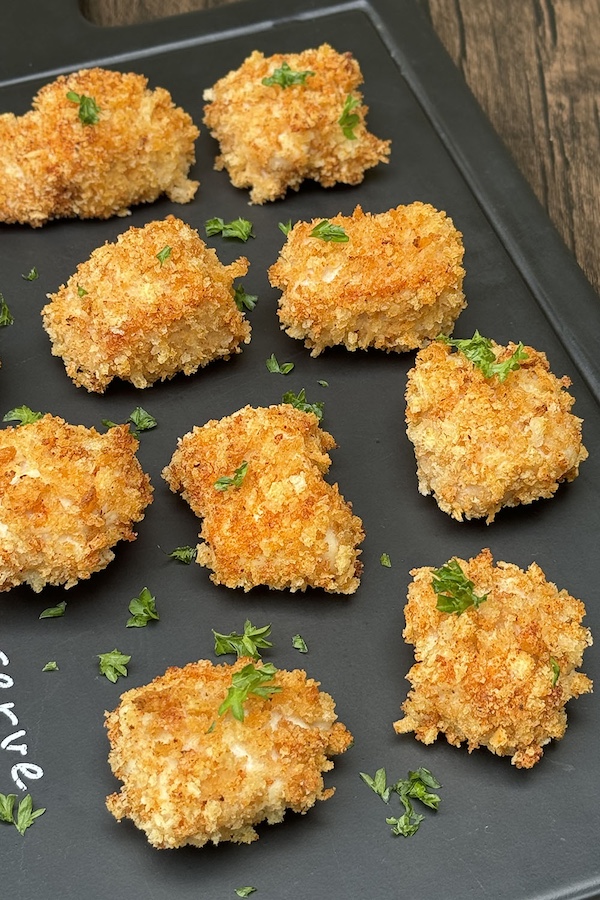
394 549 593 768
0 68 199 226
105 656 353 849
203 44 390 204
162 404 364 593
41 215 250 393
269 203 466 356
0 415 152 592
405 340 588 522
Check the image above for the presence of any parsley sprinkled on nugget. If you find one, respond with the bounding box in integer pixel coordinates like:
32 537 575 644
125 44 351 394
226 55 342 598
203 45 390 204
0 68 199 226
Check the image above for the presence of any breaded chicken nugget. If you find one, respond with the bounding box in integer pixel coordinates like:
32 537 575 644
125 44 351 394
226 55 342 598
203 44 390 204
269 203 466 356
162 404 364 593
394 549 592 768
405 336 587 522
0 414 152 592
0 68 199 226
105 656 353 849
41 216 250 392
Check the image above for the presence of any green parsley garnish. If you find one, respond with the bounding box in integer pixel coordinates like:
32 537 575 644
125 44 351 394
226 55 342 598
282 388 324 419
3 406 43 426
156 245 172 266
0 792 17 824
360 767 392 802
266 353 294 375
432 559 488 615
0 793 45 835
380 553 392 568
98 649 131 683
77 284 88 297
213 620 273 660
292 633 308 653
128 406 157 433
338 94 361 139
361 767 442 838
66 90 100 125
310 220 349 242
218 662 281 722
167 545 197 564
14 795 46 835
214 460 249 491
235 888 257 898
206 217 255 242
550 657 560 686
42 661 59 672
21 267 39 281
39 601 66 619
317 379 329 387
278 220 292 235
126 587 159 628
262 61 314 88
102 407 157 435
234 284 258 311
0 294 13 327
438 331 528 382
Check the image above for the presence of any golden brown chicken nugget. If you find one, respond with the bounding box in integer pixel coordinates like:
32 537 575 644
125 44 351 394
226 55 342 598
269 203 466 356
42 215 250 392
162 404 364 593
0 67 199 226
394 549 592 768
0 414 152 592
105 656 353 849
405 336 587 522
203 44 390 203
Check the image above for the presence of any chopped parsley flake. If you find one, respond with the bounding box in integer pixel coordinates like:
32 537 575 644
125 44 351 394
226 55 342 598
310 220 349 242
234 284 258 311
266 353 294 374
214 460 249 491
3 406 44 426
438 331 528 382
0 294 13 327
39 601 66 619
126 587 159 628
66 90 100 125
338 94 361 139
98 649 131 683
282 388 324 419
432 559 488 615
156 246 172 266
206 217 254 242
262 62 314 88
218 662 281 722
213 620 273 660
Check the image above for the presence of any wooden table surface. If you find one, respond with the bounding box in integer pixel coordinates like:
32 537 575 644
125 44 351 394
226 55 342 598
84 0 600 296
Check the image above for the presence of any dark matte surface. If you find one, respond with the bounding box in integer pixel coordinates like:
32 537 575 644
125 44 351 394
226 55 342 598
1 2 599 898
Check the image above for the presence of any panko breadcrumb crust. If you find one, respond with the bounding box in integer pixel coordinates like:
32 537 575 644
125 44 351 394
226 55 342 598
394 549 592 768
0 415 152 592
202 44 390 204
405 339 587 522
162 404 364 593
269 203 466 356
105 657 353 849
0 67 199 226
41 215 250 392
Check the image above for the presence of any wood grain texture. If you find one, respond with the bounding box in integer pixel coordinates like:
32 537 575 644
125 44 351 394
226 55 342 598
82 0 600 294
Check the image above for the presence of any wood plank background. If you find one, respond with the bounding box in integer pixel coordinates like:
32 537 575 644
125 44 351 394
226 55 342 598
82 0 600 296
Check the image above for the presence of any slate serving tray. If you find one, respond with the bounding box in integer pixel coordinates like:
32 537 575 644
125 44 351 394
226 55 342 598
1 1 599 898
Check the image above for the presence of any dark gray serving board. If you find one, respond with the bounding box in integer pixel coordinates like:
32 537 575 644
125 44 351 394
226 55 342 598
1 1 599 898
